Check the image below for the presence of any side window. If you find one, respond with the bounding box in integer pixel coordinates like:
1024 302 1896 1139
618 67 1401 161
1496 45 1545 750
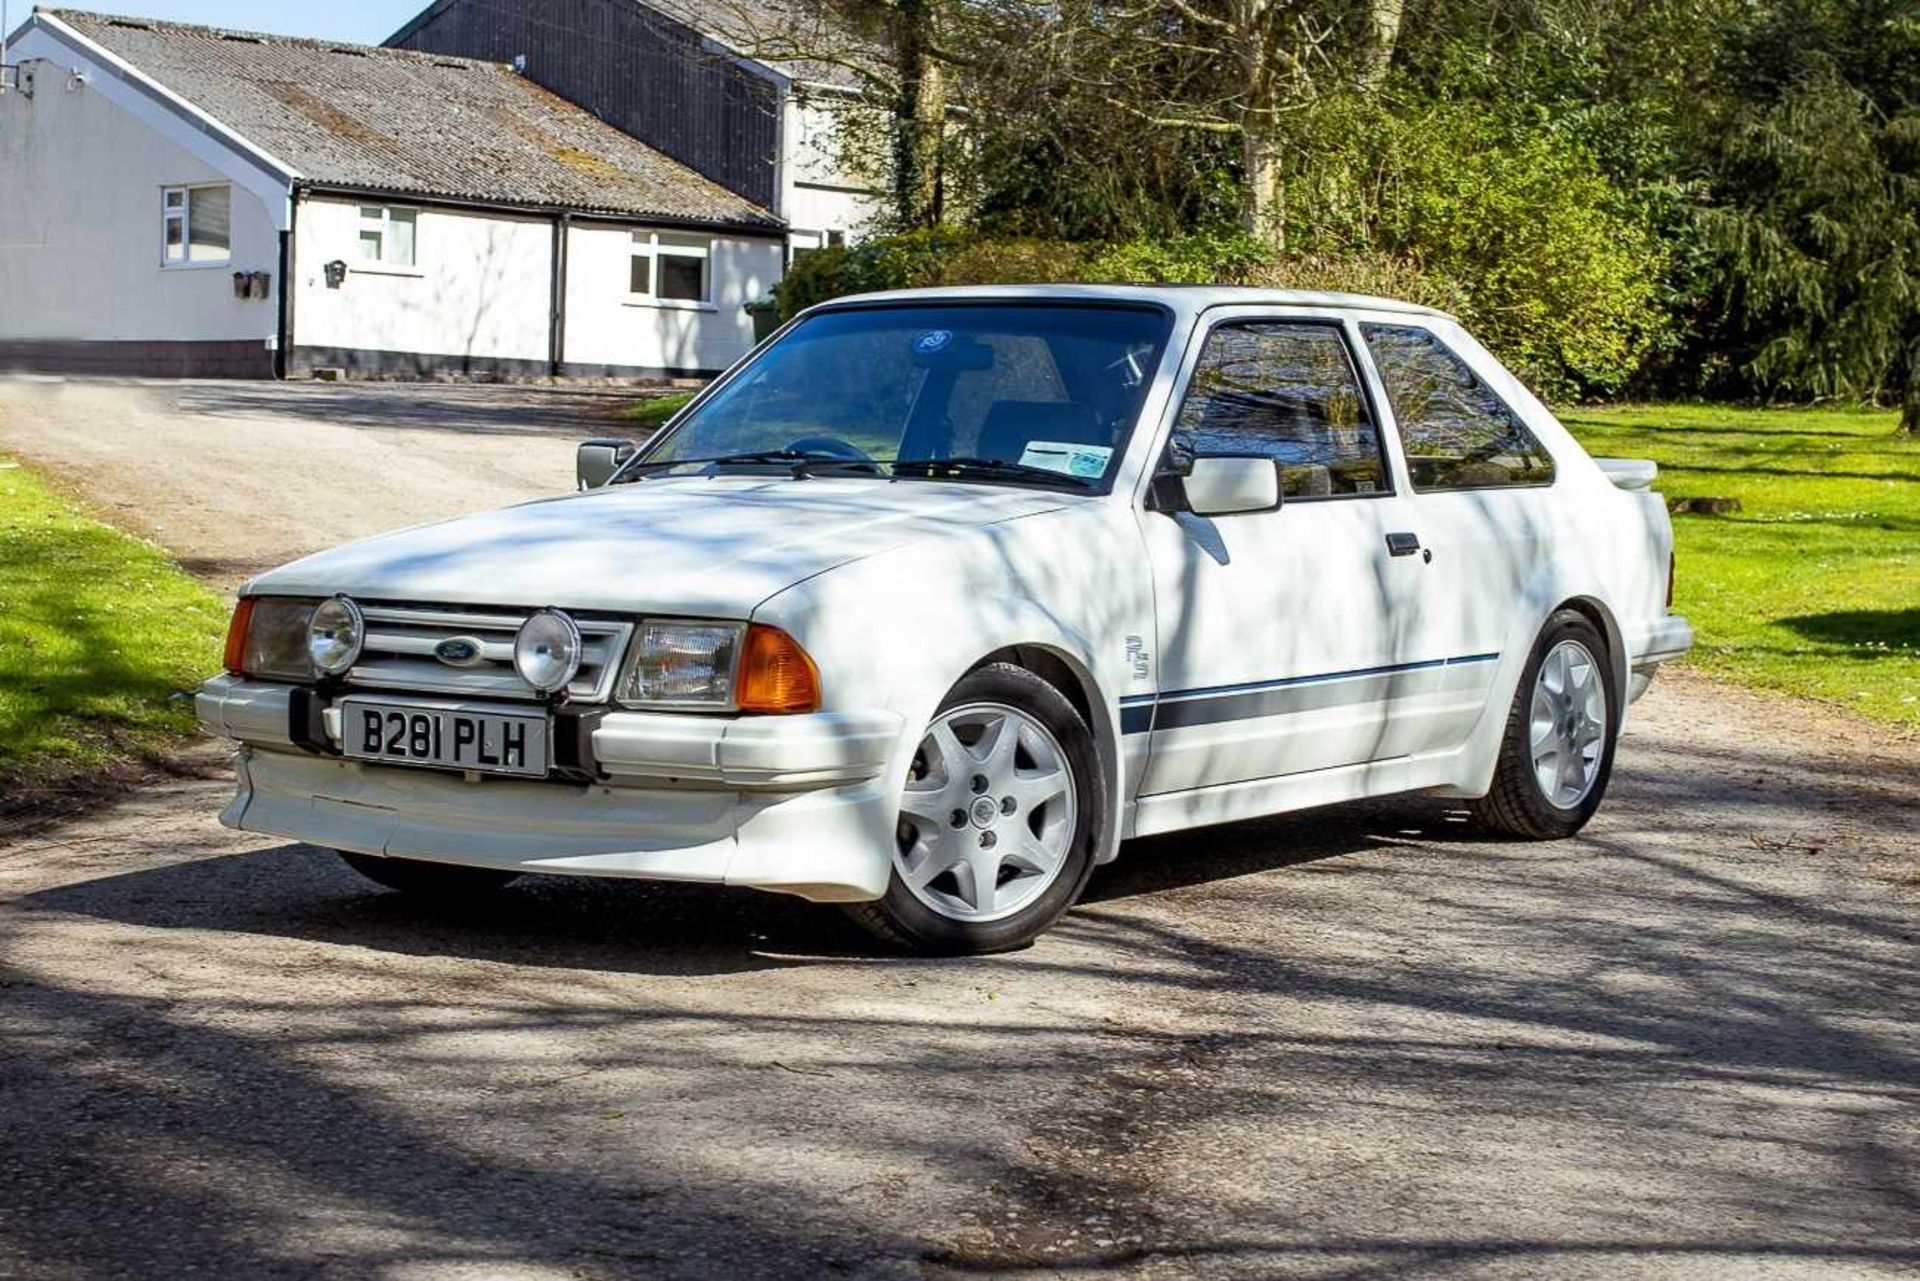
1172 322 1387 498
631 231 711 304
161 184 231 265
358 206 417 268
1360 324 1555 491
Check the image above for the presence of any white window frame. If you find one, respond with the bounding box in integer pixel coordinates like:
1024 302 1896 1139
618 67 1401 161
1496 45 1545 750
356 205 420 273
160 183 233 269
628 231 714 309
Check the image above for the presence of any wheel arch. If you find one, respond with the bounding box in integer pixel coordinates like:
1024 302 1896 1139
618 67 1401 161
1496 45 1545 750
968 643 1124 866
1449 588 1632 801
1556 594 1629 713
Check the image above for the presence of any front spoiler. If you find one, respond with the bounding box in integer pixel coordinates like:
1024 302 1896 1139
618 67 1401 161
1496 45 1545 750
196 676 905 902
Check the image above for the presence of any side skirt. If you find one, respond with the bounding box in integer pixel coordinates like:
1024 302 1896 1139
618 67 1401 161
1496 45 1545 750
1126 747 1471 840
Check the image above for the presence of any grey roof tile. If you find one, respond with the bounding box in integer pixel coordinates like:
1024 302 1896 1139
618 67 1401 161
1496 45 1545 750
48 8 782 227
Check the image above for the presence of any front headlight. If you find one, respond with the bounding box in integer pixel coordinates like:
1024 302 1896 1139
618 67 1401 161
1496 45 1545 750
223 596 320 681
614 621 820 713
615 621 744 708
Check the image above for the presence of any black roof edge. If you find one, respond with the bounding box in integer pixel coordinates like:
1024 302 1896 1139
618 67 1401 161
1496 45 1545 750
380 0 452 49
293 182 785 236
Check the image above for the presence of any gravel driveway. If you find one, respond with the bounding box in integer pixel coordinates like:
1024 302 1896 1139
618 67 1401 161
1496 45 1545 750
1 378 1915 1279
0 378 651 589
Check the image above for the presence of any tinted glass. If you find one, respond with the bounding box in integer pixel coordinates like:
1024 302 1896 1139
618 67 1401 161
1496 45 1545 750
1361 324 1555 490
187 186 230 261
1173 322 1387 497
642 305 1172 486
388 210 417 267
629 253 652 296
659 254 705 301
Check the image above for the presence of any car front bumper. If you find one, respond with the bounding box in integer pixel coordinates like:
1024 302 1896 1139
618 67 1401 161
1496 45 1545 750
196 676 904 902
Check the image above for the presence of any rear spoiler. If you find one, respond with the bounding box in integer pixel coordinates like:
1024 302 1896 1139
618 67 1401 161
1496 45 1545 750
1594 458 1658 491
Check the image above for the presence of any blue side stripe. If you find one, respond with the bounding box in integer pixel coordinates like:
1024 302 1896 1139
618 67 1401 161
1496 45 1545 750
1120 651 1500 735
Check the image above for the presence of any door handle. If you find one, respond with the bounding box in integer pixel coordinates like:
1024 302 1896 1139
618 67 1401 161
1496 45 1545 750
1386 532 1421 557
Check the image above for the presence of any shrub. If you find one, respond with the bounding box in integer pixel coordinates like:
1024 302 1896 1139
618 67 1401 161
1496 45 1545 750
1277 95 1673 398
771 159 1665 402
774 227 975 319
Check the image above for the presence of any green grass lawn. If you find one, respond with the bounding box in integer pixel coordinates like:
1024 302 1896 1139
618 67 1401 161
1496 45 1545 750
0 458 228 792
1560 405 1919 729
618 392 695 431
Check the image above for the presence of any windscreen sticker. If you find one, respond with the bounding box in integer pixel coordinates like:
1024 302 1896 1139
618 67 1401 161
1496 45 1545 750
1019 441 1114 479
912 329 954 355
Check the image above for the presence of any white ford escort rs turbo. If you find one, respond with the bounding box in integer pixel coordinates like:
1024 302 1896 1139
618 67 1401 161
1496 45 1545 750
198 286 1693 953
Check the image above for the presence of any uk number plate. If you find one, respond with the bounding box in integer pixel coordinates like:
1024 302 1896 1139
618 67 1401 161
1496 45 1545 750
339 698 550 778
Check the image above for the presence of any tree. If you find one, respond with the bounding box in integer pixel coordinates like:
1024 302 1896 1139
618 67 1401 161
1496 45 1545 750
694 0 954 230
1690 0 1920 431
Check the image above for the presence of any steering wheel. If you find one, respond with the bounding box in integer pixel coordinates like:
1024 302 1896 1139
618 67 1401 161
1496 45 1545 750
785 435 873 462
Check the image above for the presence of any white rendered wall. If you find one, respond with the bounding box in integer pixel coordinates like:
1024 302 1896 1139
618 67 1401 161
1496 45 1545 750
781 92 883 250
291 197 554 366
561 222 782 375
0 36 282 344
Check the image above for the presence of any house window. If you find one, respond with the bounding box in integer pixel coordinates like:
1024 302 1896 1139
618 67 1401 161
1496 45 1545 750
161 184 231 265
631 232 711 304
358 206 418 268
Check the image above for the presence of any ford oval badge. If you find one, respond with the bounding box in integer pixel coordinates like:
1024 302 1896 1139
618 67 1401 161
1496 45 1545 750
434 636 485 667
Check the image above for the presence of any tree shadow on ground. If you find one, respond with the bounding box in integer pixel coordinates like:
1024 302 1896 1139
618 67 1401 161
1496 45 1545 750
171 383 660 440
5 739 1917 1278
1780 608 1920 655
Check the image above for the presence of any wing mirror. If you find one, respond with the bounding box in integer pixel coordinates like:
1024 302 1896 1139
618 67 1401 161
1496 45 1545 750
1151 454 1282 516
576 438 637 490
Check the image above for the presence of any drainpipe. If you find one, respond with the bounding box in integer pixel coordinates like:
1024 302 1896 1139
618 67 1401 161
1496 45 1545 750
275 189 298 380
549 211 570 378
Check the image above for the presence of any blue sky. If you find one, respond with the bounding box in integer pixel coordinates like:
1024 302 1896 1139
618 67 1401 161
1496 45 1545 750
11 1 428 44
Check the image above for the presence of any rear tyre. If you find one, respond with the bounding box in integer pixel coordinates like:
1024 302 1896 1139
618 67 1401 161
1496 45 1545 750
845 663 1105 955
337 851 520 899
1471 610 1619 840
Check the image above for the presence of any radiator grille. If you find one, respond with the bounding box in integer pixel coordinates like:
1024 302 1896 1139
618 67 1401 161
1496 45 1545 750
347 603 632 703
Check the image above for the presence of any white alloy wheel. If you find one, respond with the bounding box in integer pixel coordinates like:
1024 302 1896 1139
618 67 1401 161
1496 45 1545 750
1529 638 1608 808
894 702 1079 923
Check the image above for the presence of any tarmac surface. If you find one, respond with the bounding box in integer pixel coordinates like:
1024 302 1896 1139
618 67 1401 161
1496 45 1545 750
1 376 1915 1278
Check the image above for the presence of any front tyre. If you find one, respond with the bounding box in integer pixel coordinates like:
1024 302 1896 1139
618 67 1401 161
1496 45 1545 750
846 663 1105 955
1471 610 1620 839
337 851 520 899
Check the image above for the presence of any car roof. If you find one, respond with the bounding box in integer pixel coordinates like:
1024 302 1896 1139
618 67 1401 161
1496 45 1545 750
810 283 1454 321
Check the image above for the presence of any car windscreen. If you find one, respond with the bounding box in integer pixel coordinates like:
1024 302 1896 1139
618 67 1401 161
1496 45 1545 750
634 304 1173 488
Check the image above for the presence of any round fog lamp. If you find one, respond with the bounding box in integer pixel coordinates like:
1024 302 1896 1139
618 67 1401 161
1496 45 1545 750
514 609 583 694
308 596 364 675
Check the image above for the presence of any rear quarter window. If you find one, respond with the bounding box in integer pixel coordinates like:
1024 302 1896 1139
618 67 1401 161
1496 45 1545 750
1361 324 1555 491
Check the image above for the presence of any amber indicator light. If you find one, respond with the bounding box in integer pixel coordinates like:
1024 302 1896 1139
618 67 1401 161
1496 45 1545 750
736 624 821 713
223 598 256 675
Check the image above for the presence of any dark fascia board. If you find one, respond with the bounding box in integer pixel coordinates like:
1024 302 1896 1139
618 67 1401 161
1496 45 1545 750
294 182 786 238
381 0 455 50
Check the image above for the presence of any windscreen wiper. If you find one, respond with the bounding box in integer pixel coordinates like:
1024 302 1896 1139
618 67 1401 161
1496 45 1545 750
617 450 877 481
889 456 1096 489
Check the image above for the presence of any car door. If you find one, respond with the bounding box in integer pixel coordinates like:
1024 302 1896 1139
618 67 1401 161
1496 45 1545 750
1135 313 1428 795
1354 321 1561 757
